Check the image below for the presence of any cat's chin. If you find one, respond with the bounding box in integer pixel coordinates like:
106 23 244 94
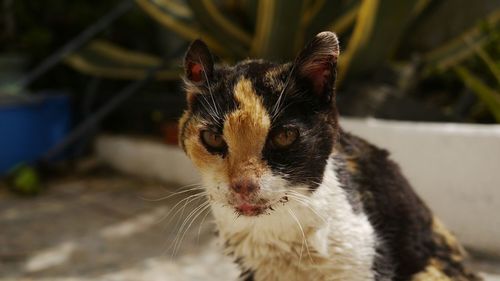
234 203 269 216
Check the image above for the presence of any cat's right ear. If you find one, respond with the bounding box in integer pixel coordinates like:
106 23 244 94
184 39 214 85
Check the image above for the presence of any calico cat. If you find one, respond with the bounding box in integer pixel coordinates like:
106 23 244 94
178 32 481 281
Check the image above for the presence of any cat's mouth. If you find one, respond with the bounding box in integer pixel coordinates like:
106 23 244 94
235 203 268 216
230 196 270 216
231 195 289 217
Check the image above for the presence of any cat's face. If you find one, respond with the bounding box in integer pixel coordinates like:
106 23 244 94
179 32 340 217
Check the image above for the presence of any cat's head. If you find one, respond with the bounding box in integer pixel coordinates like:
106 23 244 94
179 32 340 217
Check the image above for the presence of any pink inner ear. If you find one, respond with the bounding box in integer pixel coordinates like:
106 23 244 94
304 61 331 95
189 63 203 82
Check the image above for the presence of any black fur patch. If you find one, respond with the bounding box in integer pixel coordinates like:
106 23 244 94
228 242 256 281
239 269 255 281
336 130 482 281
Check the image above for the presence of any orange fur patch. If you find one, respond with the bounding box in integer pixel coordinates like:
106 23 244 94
224 79 271 181
432 217 466 262
179 78 272 186
411 259 452 281
178 110 190 147
411 218 470 281
181 116 229 184
182 116 211 166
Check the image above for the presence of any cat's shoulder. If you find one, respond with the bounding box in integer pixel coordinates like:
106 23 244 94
334 127 482 281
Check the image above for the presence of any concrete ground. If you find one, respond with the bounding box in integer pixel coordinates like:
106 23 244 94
0 165 499 281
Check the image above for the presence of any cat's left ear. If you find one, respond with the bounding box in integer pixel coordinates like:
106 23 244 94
292 32 339 101
184 39 214 84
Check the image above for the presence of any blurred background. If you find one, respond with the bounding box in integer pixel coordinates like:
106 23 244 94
1 0 500 280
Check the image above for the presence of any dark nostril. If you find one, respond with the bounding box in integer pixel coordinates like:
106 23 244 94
232 182 242 193
230 179 259 195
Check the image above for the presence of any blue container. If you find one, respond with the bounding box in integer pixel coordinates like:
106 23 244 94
0 93 71 174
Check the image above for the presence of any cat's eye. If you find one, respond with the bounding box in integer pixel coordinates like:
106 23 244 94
201 130 226 151
271 127 299 149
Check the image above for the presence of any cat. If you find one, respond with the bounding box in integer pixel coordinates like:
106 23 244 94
178 32 482 281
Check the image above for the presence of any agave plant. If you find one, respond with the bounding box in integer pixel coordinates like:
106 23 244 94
422 11 500 122
63 0 500 122
66 0 421 83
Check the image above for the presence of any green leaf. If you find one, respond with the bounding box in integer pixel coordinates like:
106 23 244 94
474 44 500 85
339 0 418 83
303 0 341 39
64 40 181 80
136 0 230 57
326 1 360 36
251 0 304 61
186 0 251 58
229 0 258 31
9 164 42 195
422 10 500 74
454 65 500 122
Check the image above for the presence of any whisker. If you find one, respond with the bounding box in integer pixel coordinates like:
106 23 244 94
159 193 207 258
179 202 211 246
168 200 208 256
198 96 221 125
197 206 212 243
286 194 327 223
199 55 220 117
271 63 296 120
140 185 205 202
171 194 207 231
171 202 211 257
157 192 207 226
287 207 310 266
177 201 210 240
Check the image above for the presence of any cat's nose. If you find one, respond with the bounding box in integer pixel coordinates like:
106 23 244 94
230 179 259 196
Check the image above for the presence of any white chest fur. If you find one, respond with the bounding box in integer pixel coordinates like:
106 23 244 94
210 160 378 281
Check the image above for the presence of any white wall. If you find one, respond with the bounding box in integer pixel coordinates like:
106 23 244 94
96 136 200 185
341 118 500 255
96 118 500 255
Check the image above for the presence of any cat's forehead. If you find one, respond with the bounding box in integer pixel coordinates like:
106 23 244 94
219 60 290 92
187 60 300 129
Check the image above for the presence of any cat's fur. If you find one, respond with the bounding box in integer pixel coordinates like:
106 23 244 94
178 32 481 281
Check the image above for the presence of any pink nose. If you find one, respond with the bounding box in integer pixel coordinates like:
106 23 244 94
230 179 259 196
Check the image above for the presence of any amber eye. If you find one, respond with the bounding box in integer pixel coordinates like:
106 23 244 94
271 127 299 149
201 130 226 151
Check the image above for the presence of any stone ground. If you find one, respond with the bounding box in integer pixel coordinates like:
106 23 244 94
0 164 499 281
